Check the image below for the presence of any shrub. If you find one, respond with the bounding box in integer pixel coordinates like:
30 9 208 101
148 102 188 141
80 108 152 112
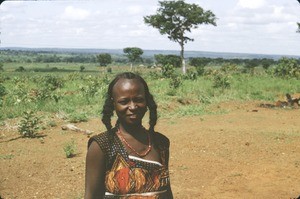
220 63 239 74
273 57 300 79
184 67 198 80
15 66 26 72
213 71 231 89
106 67 112 73
195 65 205 76
80 76 105 99
42 75 64 91
80 65 85 72
161 64 175 78
0 84 6 106
18 111 41 138
155 54 181 68
149 71 162 80
68 112 88 123
63 139 77 158
169 75 183 89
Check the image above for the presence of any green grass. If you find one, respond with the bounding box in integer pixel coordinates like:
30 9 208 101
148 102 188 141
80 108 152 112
1 63 299 121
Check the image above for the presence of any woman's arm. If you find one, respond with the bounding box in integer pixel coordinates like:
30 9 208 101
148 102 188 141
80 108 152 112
84 141 106 199
165 146 174 199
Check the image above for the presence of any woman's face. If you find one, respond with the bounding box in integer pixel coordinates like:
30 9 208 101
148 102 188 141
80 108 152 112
112 78 147 126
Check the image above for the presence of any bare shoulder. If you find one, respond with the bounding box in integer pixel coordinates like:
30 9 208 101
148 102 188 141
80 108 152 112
153 131 170 148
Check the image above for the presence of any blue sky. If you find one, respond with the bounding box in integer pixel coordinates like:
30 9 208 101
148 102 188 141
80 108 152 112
0 0 299 56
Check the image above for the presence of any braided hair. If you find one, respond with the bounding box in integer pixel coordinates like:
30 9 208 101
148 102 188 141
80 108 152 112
101 72 158 133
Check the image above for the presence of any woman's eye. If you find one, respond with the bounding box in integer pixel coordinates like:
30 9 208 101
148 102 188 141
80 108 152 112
118 100 128 105
135 98 145 103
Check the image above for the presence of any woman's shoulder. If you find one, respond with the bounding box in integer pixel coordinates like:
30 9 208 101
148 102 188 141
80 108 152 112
153 131 170 148
88 131 110 147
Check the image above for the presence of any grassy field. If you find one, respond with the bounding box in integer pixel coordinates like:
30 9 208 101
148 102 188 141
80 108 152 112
1 61 299 123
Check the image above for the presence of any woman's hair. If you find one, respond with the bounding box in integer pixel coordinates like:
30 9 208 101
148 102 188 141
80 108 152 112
101 72 157 132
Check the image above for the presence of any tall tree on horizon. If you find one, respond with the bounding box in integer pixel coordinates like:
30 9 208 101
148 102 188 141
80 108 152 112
144 0 217 74
123 47 144 70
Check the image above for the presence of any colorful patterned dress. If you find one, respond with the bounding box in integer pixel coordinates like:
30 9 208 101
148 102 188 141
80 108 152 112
88 128 171 199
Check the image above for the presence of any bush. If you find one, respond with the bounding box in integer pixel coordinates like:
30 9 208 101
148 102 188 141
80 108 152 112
63 139 77 158
213 71 231 89
0 84 6 106
15 66 26 72
161 64 175 78
273 57 300 79
18 111 41 138
185 67 198 80
220 63 239 74
148 71 162 80
68 112 88 123
42 75 64 91
189 57 212 67
80 65 85 72
155 54 181 68
106 67 112 73
169 75 183 89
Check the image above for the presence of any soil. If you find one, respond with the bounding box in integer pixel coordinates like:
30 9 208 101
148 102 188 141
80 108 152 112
0 101 299 199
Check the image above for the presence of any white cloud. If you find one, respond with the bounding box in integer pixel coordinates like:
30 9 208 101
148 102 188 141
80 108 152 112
126 5 143 15
237 0 266 9
1 14 14 21
61 6 90 20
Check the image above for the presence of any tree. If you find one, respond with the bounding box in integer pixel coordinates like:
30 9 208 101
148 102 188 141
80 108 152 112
144 0 217 74
297 22 300 33
96 53 112 67
123 47 143 70
189 57 212 75
154 54 181 68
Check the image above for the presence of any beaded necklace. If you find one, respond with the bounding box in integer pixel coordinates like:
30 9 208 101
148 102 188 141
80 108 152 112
117 128 152 157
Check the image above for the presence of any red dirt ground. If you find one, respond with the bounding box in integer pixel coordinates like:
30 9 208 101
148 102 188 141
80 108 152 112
1 101 299 199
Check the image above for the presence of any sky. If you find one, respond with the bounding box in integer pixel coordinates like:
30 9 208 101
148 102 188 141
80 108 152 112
0 0 300 56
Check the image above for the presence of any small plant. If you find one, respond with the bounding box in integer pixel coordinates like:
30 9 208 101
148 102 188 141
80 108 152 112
161 64 175 78
106 67 112 73
185 68 198 80
213 71 231 89
42 75 64 91
68 112 88 123
63 139 77 158
15 66 26 72
0 84 7 106
169 75 183 89
148 71 161 80
47 120 57 127
18 111 41 138
80 65 85 72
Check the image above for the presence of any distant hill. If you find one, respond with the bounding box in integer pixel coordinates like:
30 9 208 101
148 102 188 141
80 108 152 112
1 47 299 60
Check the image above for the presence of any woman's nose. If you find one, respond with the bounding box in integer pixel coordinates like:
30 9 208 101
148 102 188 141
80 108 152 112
128 101 137 110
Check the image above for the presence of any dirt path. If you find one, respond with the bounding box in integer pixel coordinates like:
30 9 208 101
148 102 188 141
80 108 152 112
1 101 299 199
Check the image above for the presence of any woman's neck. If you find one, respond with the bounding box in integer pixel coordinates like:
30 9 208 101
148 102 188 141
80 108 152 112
118 123 145 137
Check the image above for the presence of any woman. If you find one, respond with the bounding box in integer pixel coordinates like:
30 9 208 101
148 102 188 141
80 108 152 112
85 72 173 199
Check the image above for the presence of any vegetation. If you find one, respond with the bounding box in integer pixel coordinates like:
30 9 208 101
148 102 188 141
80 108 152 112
0 49 299 123
144 0 217 74
155 54 181 68
123 47 144 70
96 53 112 67
18 111 41 138
63 139 77 158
